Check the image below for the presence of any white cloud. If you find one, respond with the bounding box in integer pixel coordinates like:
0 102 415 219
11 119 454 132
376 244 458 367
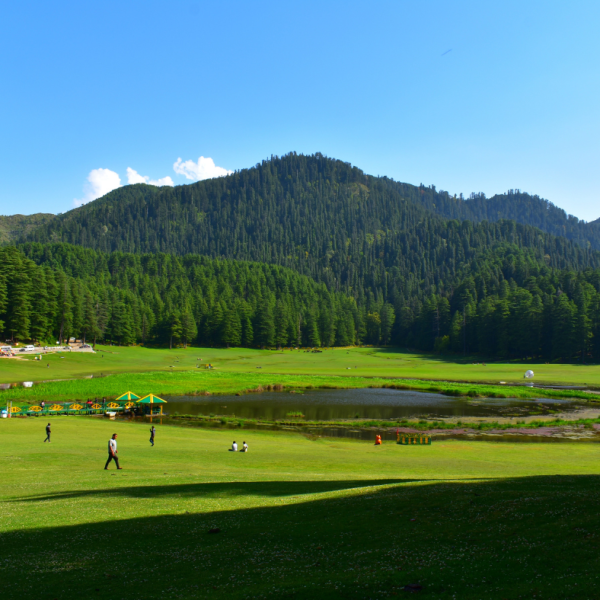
151 175 175 186
126 167 174 187
73 168 121 207
126 167 147 185
72 157 221 209
173 156 233 181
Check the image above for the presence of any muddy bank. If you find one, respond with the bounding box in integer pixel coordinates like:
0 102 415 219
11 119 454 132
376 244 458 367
390 424 600 440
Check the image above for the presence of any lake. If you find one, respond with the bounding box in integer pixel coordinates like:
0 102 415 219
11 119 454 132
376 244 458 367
163 387 584 421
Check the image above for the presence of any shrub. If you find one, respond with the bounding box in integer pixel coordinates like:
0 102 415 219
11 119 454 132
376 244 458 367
443 389 462 397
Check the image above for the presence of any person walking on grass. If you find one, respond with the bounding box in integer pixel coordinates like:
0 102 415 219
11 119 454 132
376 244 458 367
44 423 51 443
149 426 156 447
105 433 122 470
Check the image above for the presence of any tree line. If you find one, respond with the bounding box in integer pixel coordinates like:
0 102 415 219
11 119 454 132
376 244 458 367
1 242 599 360
394 245 600 361
2 244 362 348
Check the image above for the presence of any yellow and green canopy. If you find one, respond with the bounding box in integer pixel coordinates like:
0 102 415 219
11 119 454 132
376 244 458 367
115 391 141 401
137 394 167 404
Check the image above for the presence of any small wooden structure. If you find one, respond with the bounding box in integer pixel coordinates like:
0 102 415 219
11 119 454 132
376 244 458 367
9 393 167 418
397 433 432 445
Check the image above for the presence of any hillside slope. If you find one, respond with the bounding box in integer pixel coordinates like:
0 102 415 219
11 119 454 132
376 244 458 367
408 187 600 250
0 213 56 244
21 154 600 306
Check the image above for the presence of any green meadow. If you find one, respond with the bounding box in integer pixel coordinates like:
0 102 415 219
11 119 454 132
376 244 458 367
3 345 600 385
3 369 600 406
1 418 599 599
2 345 600 405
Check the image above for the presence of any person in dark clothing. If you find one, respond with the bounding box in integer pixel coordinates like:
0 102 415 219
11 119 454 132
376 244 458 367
105 433 122 469
149 426 156 446
44 423 51 443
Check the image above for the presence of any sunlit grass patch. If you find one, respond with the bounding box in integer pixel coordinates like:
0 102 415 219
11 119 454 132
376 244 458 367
1 418 600 599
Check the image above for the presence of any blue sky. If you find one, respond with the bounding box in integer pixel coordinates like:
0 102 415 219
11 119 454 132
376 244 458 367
1 0 599 220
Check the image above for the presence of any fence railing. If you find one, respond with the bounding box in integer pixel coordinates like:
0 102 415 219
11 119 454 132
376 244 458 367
6 400 136 416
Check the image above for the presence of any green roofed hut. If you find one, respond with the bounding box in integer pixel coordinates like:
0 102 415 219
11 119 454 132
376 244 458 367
115 391 141 401
137 394 167 416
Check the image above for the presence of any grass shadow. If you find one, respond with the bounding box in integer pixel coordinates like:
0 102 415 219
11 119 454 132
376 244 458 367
9 478 417 502
2 474 600 599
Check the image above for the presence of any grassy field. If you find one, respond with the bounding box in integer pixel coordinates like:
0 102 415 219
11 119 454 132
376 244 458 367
1 418 600 599
4 369 600 405
2 345 600 387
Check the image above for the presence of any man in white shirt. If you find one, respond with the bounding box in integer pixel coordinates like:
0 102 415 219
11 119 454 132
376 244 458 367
242 441 248 452
105 433 122 469
231 441 238 452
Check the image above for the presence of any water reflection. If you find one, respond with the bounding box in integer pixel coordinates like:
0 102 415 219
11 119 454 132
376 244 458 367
164 388 583 421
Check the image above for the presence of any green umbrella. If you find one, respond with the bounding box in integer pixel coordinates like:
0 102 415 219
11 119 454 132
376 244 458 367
137 394 167 404
115 391 141 401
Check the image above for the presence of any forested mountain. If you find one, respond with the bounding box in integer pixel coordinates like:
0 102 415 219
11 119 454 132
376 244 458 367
21 154 600 307
409 187 600 250
8 153 600 359
0 213 56 244
14 159 600 253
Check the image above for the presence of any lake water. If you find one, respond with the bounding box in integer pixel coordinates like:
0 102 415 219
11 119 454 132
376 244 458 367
163 388 584 421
